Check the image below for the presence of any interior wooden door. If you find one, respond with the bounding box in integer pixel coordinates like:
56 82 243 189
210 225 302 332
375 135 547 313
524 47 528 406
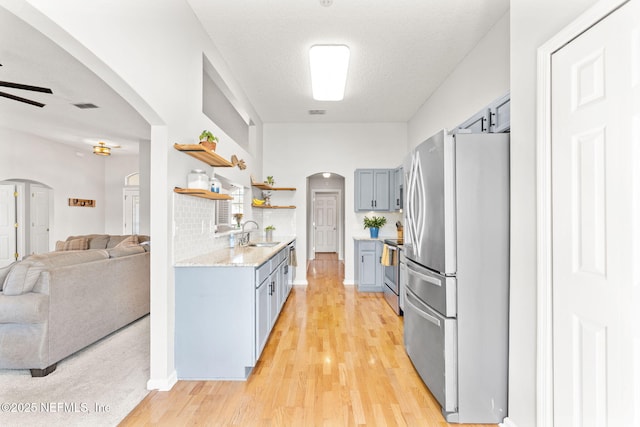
551 0 639 424
0 183 17 267
29 184 50 255
314 193 337 253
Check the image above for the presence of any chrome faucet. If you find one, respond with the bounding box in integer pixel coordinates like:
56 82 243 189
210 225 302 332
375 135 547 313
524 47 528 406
240 220 259 246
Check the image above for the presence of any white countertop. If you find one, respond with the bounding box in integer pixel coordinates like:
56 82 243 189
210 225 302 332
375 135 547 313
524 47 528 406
175 236 296 267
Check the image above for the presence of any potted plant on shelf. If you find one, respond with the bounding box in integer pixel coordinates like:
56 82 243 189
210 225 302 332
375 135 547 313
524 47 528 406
265 225 276 241
363 215 387 238
199 130 219 151
265 176 275 187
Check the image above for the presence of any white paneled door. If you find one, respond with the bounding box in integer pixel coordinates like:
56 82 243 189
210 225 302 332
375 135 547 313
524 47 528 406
314 193 337 253
0 184 17 267
30 184 50 255
551 1 640 425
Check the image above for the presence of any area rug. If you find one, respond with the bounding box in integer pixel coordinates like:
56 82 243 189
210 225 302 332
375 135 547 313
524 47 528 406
0 315 150 427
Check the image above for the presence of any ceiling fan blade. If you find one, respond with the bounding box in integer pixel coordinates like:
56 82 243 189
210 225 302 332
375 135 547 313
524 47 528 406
0 81 53 94
0 91 45 107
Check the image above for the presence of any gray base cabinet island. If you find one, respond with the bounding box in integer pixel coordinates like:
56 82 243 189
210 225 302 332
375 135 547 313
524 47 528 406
175 237 295 380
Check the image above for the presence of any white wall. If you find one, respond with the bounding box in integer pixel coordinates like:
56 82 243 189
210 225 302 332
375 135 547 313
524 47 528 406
509 1 599 426
408 12 510 147
0 128 107 243
263 122 407 284
4 0 265 390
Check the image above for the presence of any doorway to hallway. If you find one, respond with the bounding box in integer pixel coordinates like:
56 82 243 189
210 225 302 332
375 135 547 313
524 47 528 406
306 173 345 262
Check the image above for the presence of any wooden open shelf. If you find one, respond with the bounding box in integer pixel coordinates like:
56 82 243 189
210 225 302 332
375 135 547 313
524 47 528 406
174 187 232 200
250 176 296 191
251 204 296 209
251 183 296 191
174 143 234 167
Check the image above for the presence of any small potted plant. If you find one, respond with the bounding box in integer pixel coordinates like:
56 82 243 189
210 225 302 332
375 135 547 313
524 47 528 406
265 176 275 187
199 130 219 151
363 216 387 238
265 225 276 241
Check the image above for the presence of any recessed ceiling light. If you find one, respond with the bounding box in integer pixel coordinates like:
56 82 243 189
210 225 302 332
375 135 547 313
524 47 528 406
323 172 331 178
309 45 350 101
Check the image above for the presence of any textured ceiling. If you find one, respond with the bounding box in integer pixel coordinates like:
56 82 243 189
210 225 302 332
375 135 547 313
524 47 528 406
0 7 148 155
0 1 508 153
189 0 509 123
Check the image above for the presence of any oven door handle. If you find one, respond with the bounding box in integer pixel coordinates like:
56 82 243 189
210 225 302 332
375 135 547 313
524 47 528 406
405 287 441 327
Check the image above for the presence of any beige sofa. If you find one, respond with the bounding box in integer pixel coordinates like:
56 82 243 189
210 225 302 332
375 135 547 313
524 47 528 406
0 234 150 376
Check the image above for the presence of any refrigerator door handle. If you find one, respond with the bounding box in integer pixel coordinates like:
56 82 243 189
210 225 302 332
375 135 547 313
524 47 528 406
407 263 442 287
406 287 441 327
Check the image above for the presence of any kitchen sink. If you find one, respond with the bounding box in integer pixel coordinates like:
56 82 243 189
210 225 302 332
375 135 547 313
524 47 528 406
248 241 280 247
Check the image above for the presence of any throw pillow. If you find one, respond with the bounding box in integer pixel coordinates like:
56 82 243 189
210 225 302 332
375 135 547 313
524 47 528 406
88 235 110 249
55 237 89 251
114 235 139 248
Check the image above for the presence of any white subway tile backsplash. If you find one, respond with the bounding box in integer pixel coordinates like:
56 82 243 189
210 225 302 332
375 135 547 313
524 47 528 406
173 194 233 262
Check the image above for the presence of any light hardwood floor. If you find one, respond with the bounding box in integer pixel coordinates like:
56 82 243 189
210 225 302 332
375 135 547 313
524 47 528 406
120 253 495 426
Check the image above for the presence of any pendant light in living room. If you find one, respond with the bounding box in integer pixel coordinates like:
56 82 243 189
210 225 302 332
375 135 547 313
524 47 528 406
93 142 111 156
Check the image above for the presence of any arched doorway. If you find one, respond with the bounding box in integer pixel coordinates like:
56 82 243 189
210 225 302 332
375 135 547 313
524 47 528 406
306 172 345 261
0 179 52 266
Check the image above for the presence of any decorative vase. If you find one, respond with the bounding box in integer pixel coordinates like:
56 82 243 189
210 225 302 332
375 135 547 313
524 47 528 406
266 230 274 241
369 227 379 238
199 141 217 151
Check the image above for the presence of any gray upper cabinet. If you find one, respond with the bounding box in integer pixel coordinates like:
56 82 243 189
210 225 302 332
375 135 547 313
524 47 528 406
392 167 403 211
458 108 490 133
488 92 510 133
355 169 390 211
456 92 510 133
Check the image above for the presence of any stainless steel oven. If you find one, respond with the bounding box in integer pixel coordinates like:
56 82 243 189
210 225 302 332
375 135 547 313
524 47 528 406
383 239 402 315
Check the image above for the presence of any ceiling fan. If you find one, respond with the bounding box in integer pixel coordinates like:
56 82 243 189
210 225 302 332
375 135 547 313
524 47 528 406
93 141 121 156
0 63 53 108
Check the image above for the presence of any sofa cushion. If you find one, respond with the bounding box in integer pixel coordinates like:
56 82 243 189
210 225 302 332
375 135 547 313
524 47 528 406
30 249 109 269
107 235 129 248
2 261 33 296
107 245 145 258
0 262 17 292
55 237 89 251
0 293 48 324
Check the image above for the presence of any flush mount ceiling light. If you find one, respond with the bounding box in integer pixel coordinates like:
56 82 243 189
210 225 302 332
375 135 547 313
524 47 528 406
309 45 350 101
93 142 111 156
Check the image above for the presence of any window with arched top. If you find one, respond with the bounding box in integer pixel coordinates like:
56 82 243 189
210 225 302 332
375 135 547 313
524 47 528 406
125 172 140 187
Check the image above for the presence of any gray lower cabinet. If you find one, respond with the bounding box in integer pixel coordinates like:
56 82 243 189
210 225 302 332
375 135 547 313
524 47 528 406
355 240 383 292
175 246 291 380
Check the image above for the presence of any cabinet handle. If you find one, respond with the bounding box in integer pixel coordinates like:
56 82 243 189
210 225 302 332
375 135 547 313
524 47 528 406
361 256 364 263
481 116 486 132
371 200 374 208
374 200 377 208
490 112 496 130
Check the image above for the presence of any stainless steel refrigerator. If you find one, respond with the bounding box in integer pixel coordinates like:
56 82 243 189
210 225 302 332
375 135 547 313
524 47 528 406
403 129 509 423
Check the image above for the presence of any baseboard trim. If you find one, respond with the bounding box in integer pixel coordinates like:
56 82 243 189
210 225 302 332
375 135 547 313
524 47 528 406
499 417 519 427
343 280 355 285
293 279 308 285
147 370 177 391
